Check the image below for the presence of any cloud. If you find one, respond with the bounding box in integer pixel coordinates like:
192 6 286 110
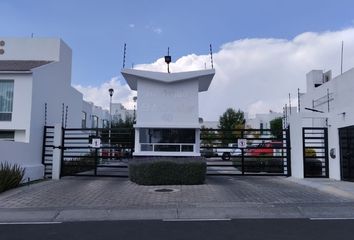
145 25 163 34
75 27 354 121
153 27 162 34
135 27 354 120
73 77 136 110
129 23 135 28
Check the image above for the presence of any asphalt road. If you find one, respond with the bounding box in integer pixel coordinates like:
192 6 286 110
1 219 354 240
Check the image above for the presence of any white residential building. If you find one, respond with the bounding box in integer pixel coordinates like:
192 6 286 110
111 102 133 123
0 38 111 181
0 38 84 180
246 111 283 130
290 68 354 181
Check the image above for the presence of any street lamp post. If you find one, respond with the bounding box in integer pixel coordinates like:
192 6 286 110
108 88 114 159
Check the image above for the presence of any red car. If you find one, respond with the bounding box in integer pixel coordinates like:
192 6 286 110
247 141 283 156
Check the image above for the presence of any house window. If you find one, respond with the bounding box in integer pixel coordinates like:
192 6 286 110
0 80 14 121
92 115 99 128
81 111 87 128
0 131 15 141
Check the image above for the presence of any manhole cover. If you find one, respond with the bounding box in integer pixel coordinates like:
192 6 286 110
155 188 174 192
150 188 179 193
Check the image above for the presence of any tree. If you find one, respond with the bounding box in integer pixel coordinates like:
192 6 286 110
270 117 283 139
218 108 245 129
218 108 245 144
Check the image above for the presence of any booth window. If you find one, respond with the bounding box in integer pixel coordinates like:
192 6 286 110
139 128 195 152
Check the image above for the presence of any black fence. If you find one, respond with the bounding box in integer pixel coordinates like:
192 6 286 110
60 127 134 177
200 128 291 176
302 127 329 178
42 126 55 178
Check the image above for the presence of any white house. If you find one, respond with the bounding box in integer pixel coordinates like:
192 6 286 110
111 102 134 123
121 68 215 157
289 68 354 181
82 101 110 129
246 111 283 130
0 38 113 181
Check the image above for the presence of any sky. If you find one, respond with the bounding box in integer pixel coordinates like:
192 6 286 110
2 0 354 120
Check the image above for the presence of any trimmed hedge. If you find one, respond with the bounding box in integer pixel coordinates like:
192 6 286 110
0 162 25 193
129 157 206 185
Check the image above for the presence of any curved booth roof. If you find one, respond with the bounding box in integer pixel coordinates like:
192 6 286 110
121 68 215 92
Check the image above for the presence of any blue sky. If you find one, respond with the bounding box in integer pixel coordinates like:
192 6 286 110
2 0 354 85
2 0 354 119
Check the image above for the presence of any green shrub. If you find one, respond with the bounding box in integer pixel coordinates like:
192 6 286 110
0 162 25 193
129 157 206 185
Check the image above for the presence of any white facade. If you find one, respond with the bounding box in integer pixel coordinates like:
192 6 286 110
82 101 110 128
290 68 354 180
122 68 215 157
0 38 106 181
111 103 133 123
246 112 283 129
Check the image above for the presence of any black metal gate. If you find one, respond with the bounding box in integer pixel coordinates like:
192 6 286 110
42 126 55 178
200 128 291 176
302 127 329 178
60 127 134 177
339 126 354 181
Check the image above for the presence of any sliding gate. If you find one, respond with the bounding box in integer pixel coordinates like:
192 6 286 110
200 128 291 176
60 127 134 177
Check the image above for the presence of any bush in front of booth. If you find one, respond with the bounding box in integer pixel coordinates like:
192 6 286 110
129 157 206 185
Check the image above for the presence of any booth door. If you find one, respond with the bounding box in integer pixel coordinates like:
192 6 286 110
339 126 354 181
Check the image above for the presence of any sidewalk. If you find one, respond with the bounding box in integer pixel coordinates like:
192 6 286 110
286 177 354 200
0 176 354 222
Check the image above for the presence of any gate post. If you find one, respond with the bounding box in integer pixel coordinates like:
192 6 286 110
288 114 304 178
52 123 63 180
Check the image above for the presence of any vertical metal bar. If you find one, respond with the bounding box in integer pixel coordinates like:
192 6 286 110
289 93 292 115
327 88 330 113
122 43 126 69
209 44 214 69
297 88 300 113
341 41 344 75
65 106 68 128
44 102 47 126
286 126 292 177
41 126 47 165
241 129 245 175
94 128 99 176
60 127 65 178
324 128 329 178
302 128 306 178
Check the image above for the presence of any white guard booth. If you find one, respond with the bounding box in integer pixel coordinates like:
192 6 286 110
121 68 215 157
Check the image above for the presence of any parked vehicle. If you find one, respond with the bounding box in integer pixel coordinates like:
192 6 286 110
200 148 217 158
216 143 242 160
247 141 283 156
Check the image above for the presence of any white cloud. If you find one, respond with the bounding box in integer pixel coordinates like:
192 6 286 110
75 27 354 121
74 77 136 110
153 27 162 34
135 27 354 120
129 23 135 28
